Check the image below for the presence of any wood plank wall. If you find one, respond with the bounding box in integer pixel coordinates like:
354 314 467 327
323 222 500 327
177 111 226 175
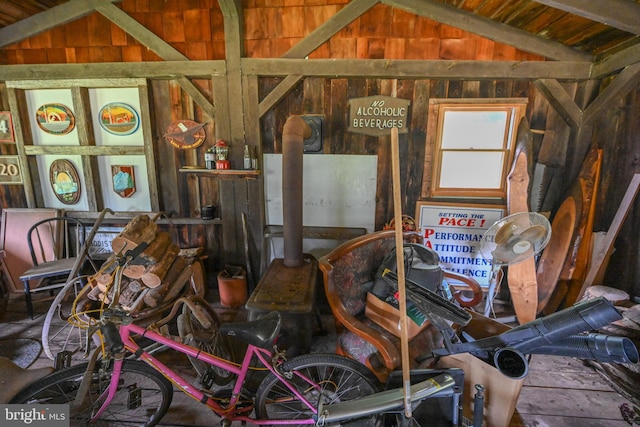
0 0 638 297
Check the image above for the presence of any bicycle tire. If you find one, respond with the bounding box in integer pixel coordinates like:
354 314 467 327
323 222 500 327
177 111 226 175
255 354 380 426
176 296 235 386
41 277 96 361
11 359 173 427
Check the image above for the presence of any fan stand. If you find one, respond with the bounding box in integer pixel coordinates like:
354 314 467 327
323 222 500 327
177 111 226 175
479 212 552 319
483 263 503 317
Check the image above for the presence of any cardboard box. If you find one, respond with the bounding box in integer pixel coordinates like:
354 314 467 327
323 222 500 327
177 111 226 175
436 312 525 427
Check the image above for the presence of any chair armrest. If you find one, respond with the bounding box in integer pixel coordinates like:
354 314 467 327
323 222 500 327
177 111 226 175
320 263 401 372
444 270 483 307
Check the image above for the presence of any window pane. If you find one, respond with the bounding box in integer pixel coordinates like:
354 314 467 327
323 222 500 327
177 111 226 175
439 151 504 189
441 110 508 150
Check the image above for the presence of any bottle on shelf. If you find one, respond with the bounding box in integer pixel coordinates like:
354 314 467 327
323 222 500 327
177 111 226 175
205 147 215 170
243 144 252 170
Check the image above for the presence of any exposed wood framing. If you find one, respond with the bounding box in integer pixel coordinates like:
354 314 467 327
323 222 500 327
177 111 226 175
533 79 582 127
282 0 379 59
242 59 592 79
0 0 120 48
383 0 592 62
592 43 640 79
258 75 303 118
94 3 187 61
532 0 640 35
0 62 225 81
583 63 640 125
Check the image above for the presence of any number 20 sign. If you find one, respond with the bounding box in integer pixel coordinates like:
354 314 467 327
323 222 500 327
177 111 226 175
0 155 23 184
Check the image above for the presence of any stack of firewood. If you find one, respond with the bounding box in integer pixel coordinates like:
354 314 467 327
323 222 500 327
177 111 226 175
82 214 199 315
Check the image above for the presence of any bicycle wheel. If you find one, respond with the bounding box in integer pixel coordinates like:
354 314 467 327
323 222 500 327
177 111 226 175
41 277 98 360
255 354 380 426
11 359 172 427
177 296 235 386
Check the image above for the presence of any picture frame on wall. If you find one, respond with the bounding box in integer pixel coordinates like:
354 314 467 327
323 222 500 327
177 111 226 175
415 201 505 287
0 111 15 143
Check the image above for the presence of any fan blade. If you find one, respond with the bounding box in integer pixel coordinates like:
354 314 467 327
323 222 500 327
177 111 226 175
519 224 547 245
494 223 516 245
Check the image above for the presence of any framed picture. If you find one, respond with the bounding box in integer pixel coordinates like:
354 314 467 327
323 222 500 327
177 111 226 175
0 111 15 143
415 201 505 287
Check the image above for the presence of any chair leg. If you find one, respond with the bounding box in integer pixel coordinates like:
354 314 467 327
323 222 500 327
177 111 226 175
23 280 34 319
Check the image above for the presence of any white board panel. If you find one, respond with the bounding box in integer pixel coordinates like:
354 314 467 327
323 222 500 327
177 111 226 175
264 154 377 233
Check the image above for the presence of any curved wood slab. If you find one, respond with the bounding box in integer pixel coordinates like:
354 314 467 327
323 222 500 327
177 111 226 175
536 196 576 313
507 117 538 324
542 145 602 314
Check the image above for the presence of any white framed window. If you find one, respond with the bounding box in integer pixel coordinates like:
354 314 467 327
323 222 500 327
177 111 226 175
427 99 527 199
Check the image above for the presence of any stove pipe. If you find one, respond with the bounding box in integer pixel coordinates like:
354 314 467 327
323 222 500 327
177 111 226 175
282 115 312 268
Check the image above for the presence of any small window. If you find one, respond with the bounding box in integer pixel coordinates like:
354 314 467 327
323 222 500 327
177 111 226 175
427 100 526 199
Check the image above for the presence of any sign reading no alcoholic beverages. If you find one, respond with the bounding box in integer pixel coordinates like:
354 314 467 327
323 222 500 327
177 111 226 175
348 95 410 136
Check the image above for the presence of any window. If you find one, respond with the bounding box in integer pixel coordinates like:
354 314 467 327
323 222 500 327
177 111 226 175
426 100 526 199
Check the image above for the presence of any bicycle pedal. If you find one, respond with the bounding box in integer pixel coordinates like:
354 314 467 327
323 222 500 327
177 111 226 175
54 351 72 370
200 367 216 389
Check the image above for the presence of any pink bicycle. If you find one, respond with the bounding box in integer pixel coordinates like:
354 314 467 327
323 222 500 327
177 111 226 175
11 244 456 426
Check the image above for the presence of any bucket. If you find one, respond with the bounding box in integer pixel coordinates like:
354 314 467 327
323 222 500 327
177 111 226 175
217 266 248 308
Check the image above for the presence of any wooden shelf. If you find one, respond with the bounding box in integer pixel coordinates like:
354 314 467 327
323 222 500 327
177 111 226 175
179 168 261 179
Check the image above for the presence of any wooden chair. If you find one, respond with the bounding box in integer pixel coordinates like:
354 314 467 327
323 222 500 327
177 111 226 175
319 230 483 382
19 216 97 319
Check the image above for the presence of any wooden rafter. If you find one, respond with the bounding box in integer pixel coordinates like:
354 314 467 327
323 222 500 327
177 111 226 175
382 0 592 62
532 0 640 36
0 0 120 49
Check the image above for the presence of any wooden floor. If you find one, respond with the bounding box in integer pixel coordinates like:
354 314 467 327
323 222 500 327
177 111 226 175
0 292 636 427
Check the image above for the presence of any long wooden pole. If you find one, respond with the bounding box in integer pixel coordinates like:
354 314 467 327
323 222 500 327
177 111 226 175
390 126 412 418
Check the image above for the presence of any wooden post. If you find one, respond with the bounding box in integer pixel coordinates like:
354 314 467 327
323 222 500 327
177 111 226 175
391 127 412 418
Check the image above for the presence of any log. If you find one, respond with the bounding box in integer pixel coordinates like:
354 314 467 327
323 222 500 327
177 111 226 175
162 263 193 304
118 279 145 310
136 231 172 265
143 256 188 307
123 265 146 280
111 215 157 255
141 243 180 288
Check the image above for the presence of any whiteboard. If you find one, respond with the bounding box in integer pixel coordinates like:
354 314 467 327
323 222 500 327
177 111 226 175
264 154 377 233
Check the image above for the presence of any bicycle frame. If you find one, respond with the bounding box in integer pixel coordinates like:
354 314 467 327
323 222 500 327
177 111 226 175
92 320 321 425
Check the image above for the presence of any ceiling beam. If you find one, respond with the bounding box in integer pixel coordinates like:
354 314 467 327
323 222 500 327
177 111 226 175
532 0 640 36
242 58 592 80
591 42 640 78
0 61 226 81
382 0 592 62
0 0 119 48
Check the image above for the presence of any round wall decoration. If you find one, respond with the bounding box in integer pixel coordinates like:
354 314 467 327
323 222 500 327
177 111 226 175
98 102 140 136
35 103 76 135
49 159 81 205
163 120 206 149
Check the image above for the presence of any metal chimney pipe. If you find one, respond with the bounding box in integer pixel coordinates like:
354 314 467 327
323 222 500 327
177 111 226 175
281 115 311 268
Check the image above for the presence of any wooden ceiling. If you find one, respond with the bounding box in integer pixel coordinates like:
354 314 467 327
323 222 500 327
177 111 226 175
1 0 640 71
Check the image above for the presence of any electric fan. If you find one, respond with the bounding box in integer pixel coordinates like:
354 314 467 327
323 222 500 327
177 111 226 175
480 212 552 316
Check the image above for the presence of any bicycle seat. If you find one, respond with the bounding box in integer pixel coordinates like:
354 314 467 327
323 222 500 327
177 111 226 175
219 311 281 349
0 357 54 403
